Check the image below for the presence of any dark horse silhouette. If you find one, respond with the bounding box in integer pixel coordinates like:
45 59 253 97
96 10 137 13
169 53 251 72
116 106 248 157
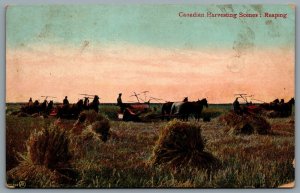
259 98 280 110
88 95 100 113
177 98 208 121
56 99 84 119
161 102 174 120
169 98 208 121
83 97 90 110
39 100 48 113
45 100 54 115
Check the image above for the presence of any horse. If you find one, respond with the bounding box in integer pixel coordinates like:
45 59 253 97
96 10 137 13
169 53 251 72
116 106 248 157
39 100 48 113
170 102 185 115
162 98 191 120
179 98 208 121
88 95 100 113
45 100 54 115
83 97 89 110
56 99 84 119
161 102 174 120
171 98 208 121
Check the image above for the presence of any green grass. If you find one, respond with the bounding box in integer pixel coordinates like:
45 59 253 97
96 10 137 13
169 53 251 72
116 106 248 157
99 105 120 120
6 104 295 188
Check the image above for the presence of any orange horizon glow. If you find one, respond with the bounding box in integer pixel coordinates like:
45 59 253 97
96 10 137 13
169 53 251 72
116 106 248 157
6 43 295 104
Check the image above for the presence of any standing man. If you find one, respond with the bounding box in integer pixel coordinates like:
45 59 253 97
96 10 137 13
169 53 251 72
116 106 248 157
63 96 69 106
117 93 123 106
233 97 241 114
117 93 124 112
28 97 33 106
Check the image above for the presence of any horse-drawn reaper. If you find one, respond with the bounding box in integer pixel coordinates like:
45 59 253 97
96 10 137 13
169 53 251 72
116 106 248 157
116 92 162 122
232 94 294 118
232 94 262 114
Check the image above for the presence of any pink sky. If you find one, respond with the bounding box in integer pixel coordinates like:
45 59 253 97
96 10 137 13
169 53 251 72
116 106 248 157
6 43 294 104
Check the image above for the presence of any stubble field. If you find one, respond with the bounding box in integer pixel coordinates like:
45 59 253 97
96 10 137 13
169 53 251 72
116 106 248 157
6 104 295 188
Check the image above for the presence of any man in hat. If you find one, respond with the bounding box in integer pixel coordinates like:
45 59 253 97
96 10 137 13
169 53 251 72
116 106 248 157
28 97 33 106
233 97 241 114
63 96 69 106
117 93 123 106
117 93 125 112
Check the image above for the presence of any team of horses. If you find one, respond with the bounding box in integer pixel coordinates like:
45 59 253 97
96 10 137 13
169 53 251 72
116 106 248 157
161 98 208 121
20 100 54 115
259 98 295 118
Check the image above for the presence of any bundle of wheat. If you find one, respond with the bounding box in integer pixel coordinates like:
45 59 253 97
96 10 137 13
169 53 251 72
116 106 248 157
7 124 77 187
220 111 271 135
149 120 220 170
7 162 70 188
28 126 70 168
219 111 242 127
66 126 99 163
90 120 110 142
73 126 102 152
73 110 110 142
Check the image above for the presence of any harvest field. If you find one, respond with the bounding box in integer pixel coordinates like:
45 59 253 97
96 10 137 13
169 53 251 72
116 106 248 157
6 103 295 188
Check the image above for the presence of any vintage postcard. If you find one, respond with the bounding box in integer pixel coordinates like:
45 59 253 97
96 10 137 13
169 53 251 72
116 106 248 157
6 4 295 188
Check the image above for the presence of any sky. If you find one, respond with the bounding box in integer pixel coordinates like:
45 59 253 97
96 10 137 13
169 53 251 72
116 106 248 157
6 4 295 103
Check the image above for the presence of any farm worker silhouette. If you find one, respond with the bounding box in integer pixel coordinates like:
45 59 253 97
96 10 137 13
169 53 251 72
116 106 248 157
28 98 33 106
117 93 123 106
63 96 69 106
117 93 125 112
233 97 241 113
